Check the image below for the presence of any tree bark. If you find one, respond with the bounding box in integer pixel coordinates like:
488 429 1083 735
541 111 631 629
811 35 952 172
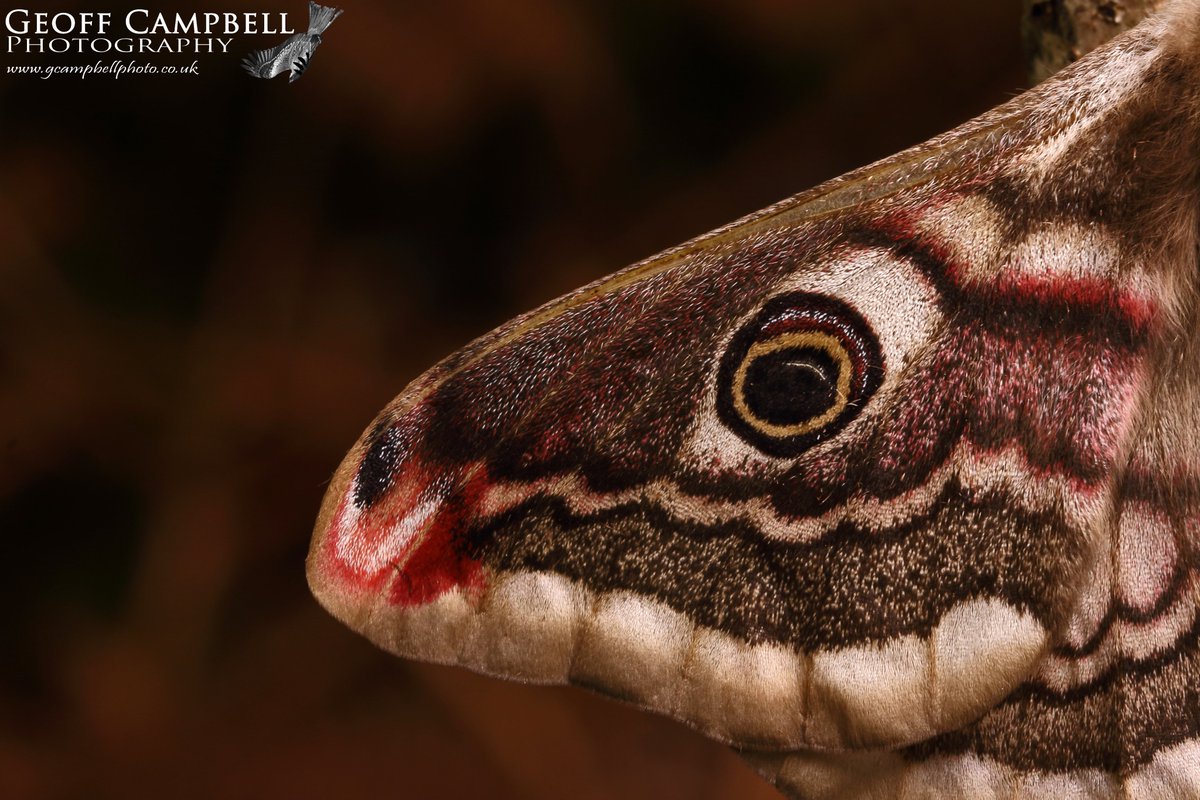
1022 0 1166 83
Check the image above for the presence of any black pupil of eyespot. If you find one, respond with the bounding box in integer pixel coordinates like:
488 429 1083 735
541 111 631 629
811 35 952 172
743 347 840 426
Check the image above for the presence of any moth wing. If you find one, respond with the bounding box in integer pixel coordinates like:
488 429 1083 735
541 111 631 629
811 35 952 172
309 4 1200 790
311 96 1051 752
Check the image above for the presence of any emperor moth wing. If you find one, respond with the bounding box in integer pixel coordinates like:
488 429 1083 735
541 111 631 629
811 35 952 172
308 2 1200 798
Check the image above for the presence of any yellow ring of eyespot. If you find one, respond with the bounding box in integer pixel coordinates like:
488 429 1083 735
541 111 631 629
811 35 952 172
731 331 853 439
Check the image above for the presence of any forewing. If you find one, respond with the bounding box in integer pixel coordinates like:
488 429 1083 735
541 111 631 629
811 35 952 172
309 3 1200 796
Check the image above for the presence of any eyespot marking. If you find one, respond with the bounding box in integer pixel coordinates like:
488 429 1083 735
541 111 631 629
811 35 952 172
717 292 883 457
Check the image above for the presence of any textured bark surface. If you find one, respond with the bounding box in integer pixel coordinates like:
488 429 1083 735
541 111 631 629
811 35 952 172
1023 0 1166 82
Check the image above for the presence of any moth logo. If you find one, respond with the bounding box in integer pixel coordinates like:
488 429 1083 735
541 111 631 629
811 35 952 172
242 1 342 83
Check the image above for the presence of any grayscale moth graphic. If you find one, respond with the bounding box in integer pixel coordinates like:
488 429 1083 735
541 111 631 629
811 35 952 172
307 1 1200 797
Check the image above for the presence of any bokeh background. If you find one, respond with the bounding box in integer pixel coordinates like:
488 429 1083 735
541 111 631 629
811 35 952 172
0 1 1024 797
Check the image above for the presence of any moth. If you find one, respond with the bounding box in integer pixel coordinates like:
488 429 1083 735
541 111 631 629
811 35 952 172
307 2 1200 797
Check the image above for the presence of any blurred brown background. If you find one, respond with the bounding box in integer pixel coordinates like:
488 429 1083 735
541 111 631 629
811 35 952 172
0 1 1023 797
